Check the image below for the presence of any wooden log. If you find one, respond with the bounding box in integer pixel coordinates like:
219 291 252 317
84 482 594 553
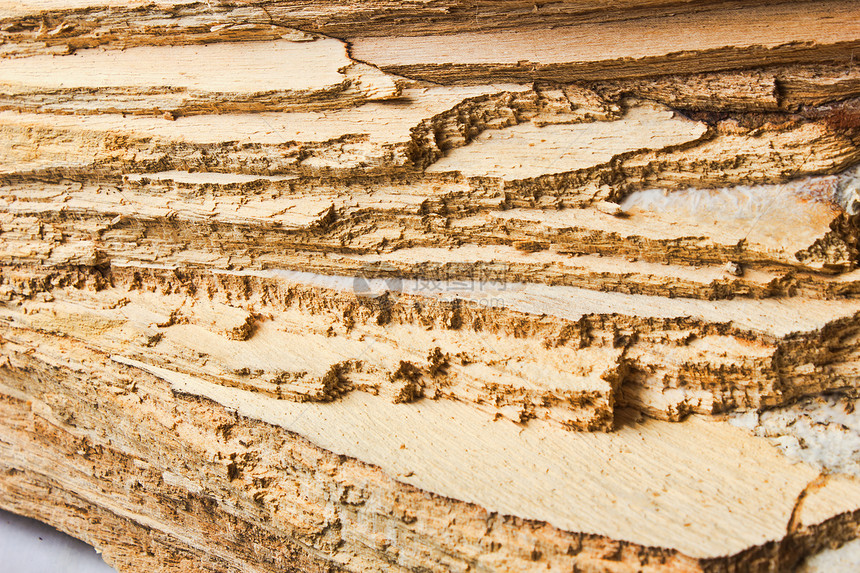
1 1 860 571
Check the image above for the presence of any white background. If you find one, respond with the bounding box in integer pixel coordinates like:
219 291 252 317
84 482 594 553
0 509 116 572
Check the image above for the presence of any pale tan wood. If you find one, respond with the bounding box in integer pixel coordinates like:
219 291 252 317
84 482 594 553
2 1 860 572
350 3 860 66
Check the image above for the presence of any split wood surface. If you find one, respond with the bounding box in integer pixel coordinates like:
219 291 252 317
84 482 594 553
1 1 860 572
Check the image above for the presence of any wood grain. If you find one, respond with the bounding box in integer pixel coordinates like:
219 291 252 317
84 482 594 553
1 1 860 571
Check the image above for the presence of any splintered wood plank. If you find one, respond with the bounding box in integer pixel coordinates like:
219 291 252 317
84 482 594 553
4 262 858 429
99 356 860 559
1 1 860 571
0 39 348 92
0 37 401 114
426 103 707 179
4 333 850 573
1 160 855 293
0 84 523 144
232 267 860 338
0 282 620 429
0 0 154 17
349 1 860 81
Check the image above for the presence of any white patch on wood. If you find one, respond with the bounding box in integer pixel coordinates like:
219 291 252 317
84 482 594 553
730 394 860 477
620 166 859 254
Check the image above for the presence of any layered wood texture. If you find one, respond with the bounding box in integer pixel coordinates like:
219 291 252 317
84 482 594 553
2 1 860 571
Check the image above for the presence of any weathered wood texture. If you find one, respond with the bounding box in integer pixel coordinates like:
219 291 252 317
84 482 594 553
2 1 860 571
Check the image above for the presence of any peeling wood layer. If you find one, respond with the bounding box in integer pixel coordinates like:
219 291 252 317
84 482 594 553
2 1 860 571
